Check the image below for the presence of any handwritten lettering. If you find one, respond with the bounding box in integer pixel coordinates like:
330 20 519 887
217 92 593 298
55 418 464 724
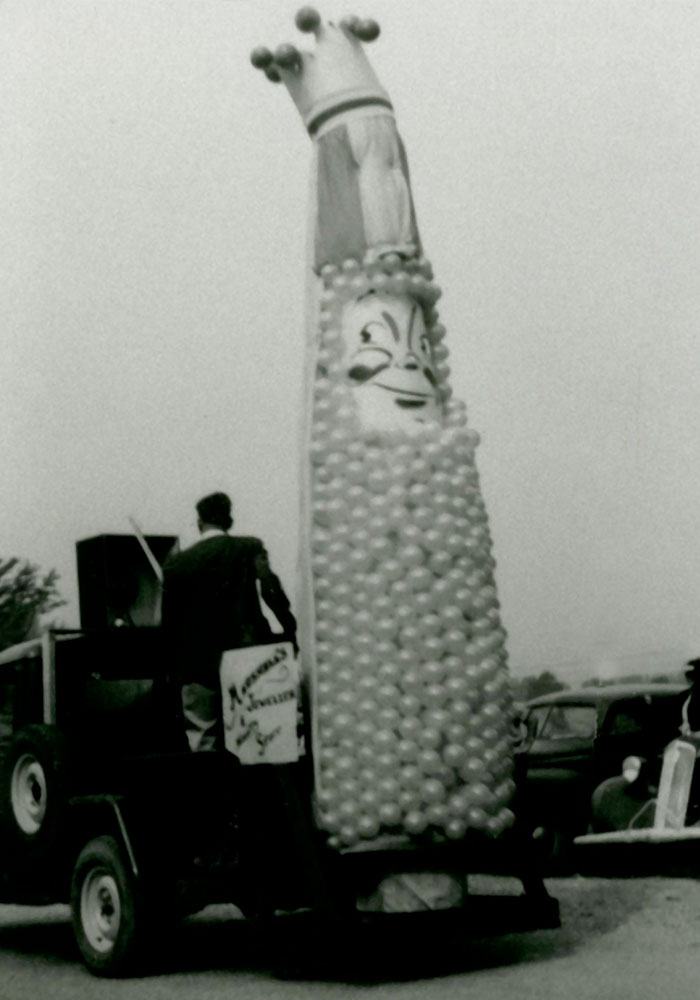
240 646 288 697
234 718 282 756
248 688 296 712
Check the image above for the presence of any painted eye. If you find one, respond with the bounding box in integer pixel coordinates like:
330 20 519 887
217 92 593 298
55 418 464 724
348 360 389 383
419 334 431 358
356 321 395 355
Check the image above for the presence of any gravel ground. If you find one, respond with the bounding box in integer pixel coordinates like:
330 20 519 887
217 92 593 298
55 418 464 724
1 875 700 998
455 874 700 1000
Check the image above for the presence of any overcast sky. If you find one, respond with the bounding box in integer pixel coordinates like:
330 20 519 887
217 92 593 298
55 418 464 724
2 0 699 681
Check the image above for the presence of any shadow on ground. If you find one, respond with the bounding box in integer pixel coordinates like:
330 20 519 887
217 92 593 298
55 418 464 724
247 876 650 983
0 876 650 983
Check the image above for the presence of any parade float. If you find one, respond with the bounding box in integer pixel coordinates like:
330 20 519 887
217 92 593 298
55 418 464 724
0 13 558 979
251 8 519 861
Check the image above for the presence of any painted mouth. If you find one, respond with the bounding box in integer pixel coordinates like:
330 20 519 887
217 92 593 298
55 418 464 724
373 382 433 408
394 397 428 409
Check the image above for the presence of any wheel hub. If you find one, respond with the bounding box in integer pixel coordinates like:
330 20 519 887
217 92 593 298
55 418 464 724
81 871 122 954
11 754 48 834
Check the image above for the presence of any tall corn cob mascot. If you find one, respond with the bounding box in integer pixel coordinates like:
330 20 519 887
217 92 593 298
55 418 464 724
252 8 517 851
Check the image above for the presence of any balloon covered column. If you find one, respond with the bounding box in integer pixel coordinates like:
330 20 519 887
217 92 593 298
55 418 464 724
251 8 517 849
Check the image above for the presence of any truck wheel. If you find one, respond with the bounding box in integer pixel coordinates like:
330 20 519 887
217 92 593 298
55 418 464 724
0 725 69 862
71 835 148 977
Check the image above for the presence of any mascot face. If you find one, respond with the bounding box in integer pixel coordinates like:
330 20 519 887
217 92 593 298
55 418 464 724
342 291 440 431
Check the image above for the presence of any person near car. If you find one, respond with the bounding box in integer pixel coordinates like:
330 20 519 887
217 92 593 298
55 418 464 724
161 491 297 751
680 657 700 736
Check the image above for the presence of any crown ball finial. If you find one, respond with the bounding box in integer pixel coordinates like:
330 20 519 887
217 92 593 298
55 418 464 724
340 14 380 42
274 43 302 70
264 65 282 83
250 45 274 70
355 18 380 42
340 15 360 34
295 6 321 33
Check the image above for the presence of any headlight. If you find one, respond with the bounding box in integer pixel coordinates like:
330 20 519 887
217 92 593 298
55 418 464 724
622 755 642 783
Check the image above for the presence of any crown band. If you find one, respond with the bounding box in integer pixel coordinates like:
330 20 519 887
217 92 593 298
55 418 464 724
307 96 393 137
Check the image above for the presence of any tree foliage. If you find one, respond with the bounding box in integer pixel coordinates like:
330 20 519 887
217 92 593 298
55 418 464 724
512 669 567 703
0 557 65 652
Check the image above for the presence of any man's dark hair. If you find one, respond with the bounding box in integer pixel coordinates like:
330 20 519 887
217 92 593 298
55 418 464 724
686 658 700 683
196 492 233 531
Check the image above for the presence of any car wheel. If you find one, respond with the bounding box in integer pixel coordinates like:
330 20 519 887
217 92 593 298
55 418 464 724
71 835 151 977
0 725 70 863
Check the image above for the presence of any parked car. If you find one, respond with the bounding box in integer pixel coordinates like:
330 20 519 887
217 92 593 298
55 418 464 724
573 733 700 876
518 682 686 867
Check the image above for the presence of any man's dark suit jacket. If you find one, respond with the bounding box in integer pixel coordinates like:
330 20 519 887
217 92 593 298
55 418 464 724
161 533 297 690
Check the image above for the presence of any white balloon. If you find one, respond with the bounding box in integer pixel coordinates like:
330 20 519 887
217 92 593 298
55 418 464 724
379 801 402 826
382 558 404 582
355 652 378 675
403 810 429 835
375 639 398 661
445 818 468 840
339 824 359 845
348 503 372 525
421 778 446 804
426 802 449 826
399 624 422 648
399 543 425 568
413 506 434 530
420 634 445 660
375 751 399 774
390 578 413 602
407 565 433 592
378 706 400 728
432 491 453 514
398 788 422 812
377 683 401 707
423 683 448 708
394 604 416 626
445 628 468 654
408 482 431 505
429 551 452 576
412 591 434 615
418 748 443 774
419 613 442 637
423 527 444 551
443 743 468 769
398 713 422 738
357 697 379 718
418 727 440 750
397 739 420 762
375 616 399 641
400 523 424 546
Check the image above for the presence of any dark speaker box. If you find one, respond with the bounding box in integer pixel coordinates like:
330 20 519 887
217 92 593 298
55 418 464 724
76 534 178 629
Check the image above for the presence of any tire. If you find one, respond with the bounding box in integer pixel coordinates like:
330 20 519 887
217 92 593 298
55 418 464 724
71 835 150 977
0 725 70 865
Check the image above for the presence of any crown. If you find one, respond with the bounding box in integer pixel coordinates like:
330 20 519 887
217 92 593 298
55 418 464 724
251 8 391 137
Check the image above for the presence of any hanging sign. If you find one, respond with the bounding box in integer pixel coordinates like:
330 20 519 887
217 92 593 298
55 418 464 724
220 642 301 764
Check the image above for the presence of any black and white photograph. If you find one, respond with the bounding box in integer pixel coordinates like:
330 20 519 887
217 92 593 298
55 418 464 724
1 1 699 997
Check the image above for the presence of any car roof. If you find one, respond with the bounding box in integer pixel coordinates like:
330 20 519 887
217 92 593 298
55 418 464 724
526 682 686 709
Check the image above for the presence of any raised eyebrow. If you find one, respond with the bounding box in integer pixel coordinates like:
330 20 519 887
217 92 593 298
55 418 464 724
407 304 422 351
380 311 401 342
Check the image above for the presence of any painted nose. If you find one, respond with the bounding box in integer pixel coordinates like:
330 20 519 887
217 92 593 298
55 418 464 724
397 353 420 370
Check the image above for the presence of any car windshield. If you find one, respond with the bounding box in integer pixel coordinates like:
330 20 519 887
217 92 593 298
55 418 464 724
530 704 597 740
